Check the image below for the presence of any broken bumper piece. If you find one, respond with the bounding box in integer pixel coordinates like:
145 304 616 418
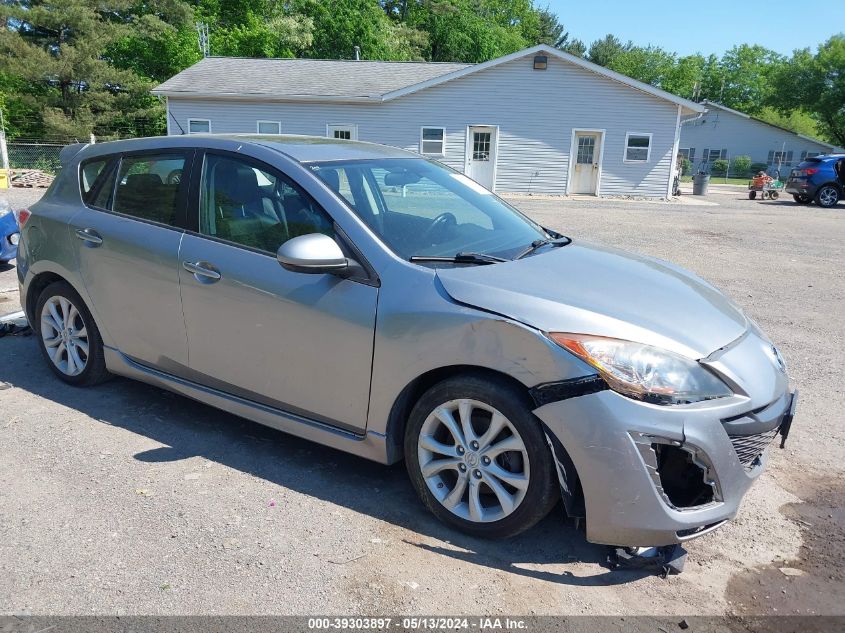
534 386 796 547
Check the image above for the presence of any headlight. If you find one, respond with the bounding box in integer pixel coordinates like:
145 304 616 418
548 333 733 405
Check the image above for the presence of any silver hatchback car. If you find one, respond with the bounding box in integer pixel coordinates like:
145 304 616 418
17 135 796 546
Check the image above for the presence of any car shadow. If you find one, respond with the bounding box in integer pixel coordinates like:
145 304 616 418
0 261 14 272
0 335 650 586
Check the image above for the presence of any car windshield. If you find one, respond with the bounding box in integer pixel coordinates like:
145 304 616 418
309 158 549 261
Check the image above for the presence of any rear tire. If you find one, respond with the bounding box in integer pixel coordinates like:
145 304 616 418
748 191 757 200
404 374 559 539
793 194 812 204
35 281 111 386
815 184 840 208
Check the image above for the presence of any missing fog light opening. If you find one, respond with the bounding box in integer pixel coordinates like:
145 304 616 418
633 433 721 510
654 444 716 508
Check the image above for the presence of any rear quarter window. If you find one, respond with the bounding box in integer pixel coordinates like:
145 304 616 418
79 157 117 208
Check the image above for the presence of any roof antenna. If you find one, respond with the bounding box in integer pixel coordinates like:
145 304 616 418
196 21 209 57
354 46 361 61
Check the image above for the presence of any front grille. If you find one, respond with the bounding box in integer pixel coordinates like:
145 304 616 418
729 427 779 468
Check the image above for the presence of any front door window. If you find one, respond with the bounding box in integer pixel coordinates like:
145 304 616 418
198 153 333 253
472 132 492 161
577 136 596 164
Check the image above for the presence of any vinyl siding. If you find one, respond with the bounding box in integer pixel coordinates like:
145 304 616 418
680 107 835 170
167 54 680 197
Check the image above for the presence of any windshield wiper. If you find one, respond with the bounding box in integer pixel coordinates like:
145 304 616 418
514 236 571 260
409 252 508 265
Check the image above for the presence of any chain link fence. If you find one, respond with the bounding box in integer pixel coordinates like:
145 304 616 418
7 139 83 175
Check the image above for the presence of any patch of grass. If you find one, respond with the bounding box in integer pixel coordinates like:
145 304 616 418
681 176 751 186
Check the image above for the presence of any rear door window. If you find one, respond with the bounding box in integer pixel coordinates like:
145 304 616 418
112 153 188 226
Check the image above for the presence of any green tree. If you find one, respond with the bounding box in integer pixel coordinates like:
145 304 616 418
769 35 845 146
662 53 706 99
0 0 192 138
562 38 586 57
605 45 676 87
709 44 785 114
404 0 536 62
756 106 823 139
293 0 426 60
586 34 630 67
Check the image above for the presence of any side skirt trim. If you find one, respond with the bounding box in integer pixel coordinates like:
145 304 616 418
103 347 391 464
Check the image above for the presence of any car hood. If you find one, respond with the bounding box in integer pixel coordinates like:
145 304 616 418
435 241 748 359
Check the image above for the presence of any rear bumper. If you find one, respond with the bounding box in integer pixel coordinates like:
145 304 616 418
785 182 814 196
535 386 795 547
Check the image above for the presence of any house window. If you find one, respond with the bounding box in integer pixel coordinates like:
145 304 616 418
257 120 281 135
327 124 358 141
420 127 446 155
767 150 794 168
624 133 652 162
801 151 820 161
679 148 696 163
188 119 211 134
702 148 727 163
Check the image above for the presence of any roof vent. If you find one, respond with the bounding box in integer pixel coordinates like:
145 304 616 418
533 55 548 70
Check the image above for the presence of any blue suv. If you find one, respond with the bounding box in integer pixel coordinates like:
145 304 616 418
786 154 845 208
0 199 20 265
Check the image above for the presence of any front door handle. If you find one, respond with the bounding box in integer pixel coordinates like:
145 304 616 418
75 228 103 246
182 260 222 282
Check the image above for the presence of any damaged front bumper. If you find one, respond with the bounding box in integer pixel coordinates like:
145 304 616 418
534 383 796 547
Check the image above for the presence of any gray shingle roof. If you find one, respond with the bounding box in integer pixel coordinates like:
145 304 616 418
153 57 472 100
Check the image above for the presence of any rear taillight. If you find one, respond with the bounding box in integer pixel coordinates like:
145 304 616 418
15 208 31 227
804 168 818 176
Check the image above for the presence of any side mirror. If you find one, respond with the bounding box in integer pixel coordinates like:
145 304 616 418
276 233 350 274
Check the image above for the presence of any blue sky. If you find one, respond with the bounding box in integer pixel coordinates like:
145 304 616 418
545 1 845 57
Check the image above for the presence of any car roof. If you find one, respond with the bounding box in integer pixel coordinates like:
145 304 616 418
71 134 418 165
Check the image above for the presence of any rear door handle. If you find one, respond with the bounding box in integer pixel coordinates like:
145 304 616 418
182 260 222 282
75 228 103 246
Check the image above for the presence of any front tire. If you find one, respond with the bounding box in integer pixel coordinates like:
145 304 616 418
35 281 110 386
793 194 812 204
405 375 559 539
815 185 840 208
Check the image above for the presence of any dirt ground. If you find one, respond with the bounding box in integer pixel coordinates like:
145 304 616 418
0 185 843 619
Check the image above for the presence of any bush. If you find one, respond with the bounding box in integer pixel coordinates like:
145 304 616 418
712 159 729 175
731 155 752 177
681 158 692 175
750 162 769 175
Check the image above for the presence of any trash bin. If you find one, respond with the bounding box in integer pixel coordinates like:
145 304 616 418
692 173 711 196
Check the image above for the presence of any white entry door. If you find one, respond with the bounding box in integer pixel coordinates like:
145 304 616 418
572 132 602 194
466 126 497 190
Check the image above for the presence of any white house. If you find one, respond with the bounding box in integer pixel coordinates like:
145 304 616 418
153 44 704 198
680 100 841 175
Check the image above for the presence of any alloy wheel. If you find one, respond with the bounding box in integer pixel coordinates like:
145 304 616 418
417 398 530 523
819 186 839 207
40 295 89 376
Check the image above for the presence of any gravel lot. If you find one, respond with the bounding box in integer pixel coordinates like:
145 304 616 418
0 186 843 618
